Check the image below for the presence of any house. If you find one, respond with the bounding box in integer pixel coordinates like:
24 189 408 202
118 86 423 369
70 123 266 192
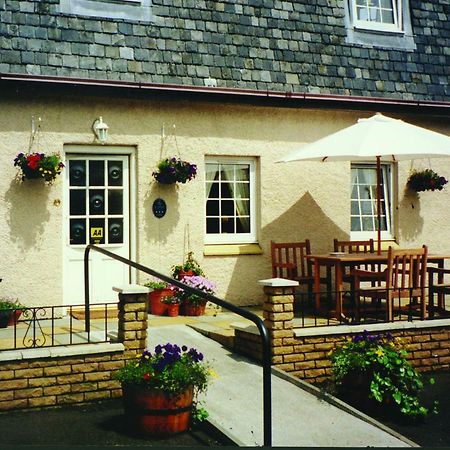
0 0 449 310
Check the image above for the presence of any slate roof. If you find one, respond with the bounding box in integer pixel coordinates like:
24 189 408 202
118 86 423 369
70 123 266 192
0 0 449 102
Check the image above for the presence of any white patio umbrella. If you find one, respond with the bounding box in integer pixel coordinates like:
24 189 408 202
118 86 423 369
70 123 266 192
277 113 450 254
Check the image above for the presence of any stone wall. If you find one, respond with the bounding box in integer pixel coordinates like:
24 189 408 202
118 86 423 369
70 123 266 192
0 285 148 411
234 281 450 384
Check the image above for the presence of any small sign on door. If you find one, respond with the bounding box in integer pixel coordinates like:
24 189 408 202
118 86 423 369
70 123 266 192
90 227 103 244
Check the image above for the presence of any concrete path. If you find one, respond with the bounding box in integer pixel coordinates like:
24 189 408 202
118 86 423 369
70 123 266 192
147 324 416 447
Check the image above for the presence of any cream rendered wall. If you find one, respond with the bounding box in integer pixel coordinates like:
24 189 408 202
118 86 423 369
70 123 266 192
0 93 449 308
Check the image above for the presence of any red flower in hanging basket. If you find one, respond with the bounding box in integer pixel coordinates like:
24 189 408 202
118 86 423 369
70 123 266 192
14 151 65 185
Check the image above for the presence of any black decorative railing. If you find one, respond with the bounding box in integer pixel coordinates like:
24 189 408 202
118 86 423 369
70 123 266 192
0 303 113 350
83 244 273 447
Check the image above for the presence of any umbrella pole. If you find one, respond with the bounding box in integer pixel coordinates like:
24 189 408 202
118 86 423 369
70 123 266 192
376 156 382 255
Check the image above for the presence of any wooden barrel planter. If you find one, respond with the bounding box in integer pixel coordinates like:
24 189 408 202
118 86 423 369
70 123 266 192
122 385 194 436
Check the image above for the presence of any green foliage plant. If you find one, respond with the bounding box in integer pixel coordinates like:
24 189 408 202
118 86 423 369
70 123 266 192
330 330 434 418
0 298 25 311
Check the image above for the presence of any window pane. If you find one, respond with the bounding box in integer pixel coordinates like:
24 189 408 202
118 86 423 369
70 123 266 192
108 161 123 186
236 217 250 233
362 217 375 231
361 200 373 215
351 200 360 215
221 217 235 233
89 189 105 215
381 9 394 23
206 164 219 181
221 200 234 216
89 160 104 186
70 190 86 215
206 218 219 233
351 217 362 231
207 183 219 198
108 190 123 215
69 160 86 186
235 182 249 198
220 182 232 198
206 200 219 216
70 219 86 245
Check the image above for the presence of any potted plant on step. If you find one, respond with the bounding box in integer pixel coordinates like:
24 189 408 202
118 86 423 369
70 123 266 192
0 298 26 327
144 280 174 316
115 342 212 436
162 296 181 317
329 330 436 419
171 251 204 280
173 275 217 316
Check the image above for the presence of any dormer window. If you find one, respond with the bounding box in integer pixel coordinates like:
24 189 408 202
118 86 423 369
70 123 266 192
60 0 153 22
344 0 415 50
351 0 403 33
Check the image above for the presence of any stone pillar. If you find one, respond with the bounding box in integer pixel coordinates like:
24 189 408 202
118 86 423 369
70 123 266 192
258 278 298 365
114 284 150 360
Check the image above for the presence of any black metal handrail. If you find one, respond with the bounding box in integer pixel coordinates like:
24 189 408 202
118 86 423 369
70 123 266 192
84 244 272 447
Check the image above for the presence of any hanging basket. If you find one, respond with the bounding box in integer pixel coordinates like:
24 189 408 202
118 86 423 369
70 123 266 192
407 169 448 192
152 157 197 185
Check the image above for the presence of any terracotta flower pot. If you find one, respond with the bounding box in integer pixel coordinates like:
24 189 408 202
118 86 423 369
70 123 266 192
7 309 23 326
183 302 206 316
122 385 194 436
148 289 173 316
166 303 180 317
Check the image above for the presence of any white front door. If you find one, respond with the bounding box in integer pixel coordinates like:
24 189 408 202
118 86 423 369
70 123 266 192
63 153 130 306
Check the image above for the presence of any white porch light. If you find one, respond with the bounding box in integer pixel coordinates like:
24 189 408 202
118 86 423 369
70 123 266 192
92 117 109 144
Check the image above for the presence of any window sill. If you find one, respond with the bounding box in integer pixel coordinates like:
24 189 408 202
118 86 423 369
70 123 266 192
204 244 263 256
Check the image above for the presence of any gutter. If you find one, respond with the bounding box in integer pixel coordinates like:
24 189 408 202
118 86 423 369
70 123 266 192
1 72 449 113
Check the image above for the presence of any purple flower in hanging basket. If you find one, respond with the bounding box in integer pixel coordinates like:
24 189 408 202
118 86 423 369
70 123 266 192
152 156 197 184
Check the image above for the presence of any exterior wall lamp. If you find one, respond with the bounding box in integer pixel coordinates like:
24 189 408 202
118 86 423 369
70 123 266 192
92 117 109 144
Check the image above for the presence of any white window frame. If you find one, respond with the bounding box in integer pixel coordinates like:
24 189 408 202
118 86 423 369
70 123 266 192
350 162 394 241
60 0 153 22
351 0 403 33
205 156 257 245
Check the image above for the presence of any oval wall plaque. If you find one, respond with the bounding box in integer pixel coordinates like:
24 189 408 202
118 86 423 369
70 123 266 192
152 198 167 218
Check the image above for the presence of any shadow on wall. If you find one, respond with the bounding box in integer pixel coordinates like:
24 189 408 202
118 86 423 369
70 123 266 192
143 182 180 245
223 192 348 304
398 189 423 242
4 179 50 251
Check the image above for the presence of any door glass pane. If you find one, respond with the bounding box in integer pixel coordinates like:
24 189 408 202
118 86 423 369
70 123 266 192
89 218 105 244
70 190 86 215
90 189 105 215
69 160 86 186
70 219 86 245
108 190 123 215
108 218 123 244
89 160 104 186
108 161 123 186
